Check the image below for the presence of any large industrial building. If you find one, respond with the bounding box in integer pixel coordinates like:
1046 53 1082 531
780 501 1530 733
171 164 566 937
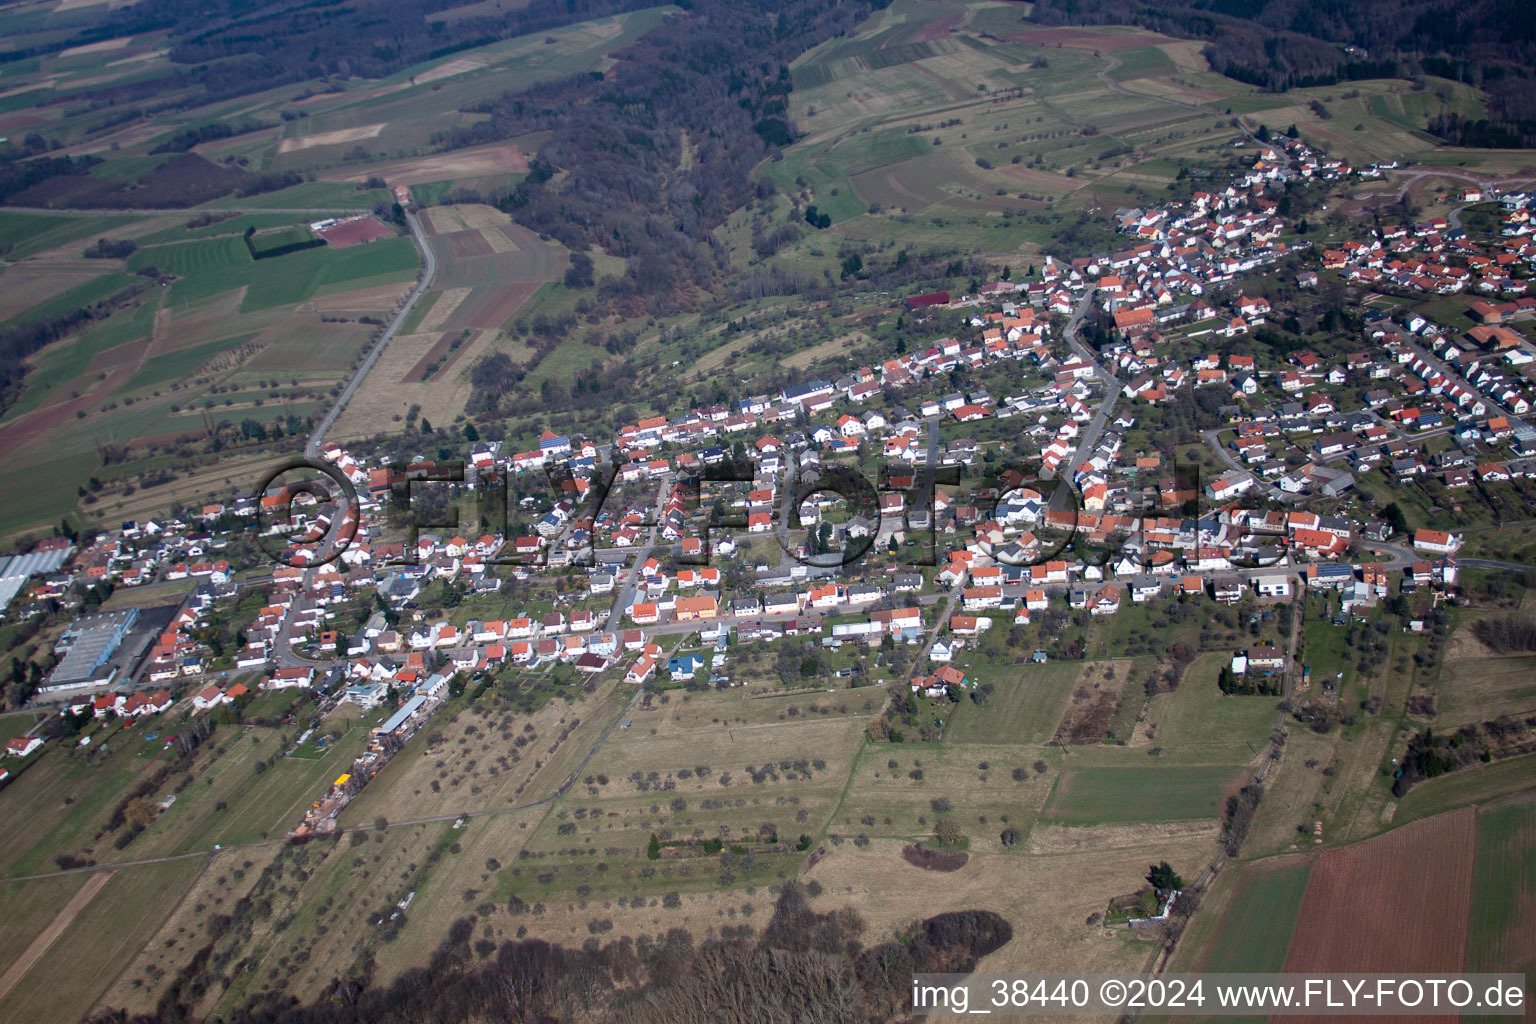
41 609 141 694
0 543 73 617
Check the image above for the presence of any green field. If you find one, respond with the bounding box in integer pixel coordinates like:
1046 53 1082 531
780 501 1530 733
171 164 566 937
1464 797 1536 1018
943 661 1080 744
1396 754 1536 825
142 723 368 857
0 872 86 978
263 7 676 172
1139 655 1279 765
0 298 157 424
1438 655 1536 727
0 737 152 876
0 706 370 876
126 232 416 311
1301 593 1354 689
1195 858 1312 973
0 712 46 747
1106 45 1177 81
240 687 306 721
0 271 141 330
1040 764 1245 824
246 224 322 257
0 213 153 261
199 181 386 211
0 858 199 1024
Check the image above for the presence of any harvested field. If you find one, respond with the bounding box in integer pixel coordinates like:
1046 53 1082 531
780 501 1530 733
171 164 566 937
903 844 968 872
440 280 541 334
1282 808 1476 1008
434 327 487 378
319 205 558 434
998 163 1081 190
912 12 961 42
1157 39 1210 72
778 332 862 371
411 56 487 85
1005 27 1163 50
421 207 463 234
453 205 519 231
0 871 114 1004
1439 653 1536 726
416 286 471 331
444 228 495 259
322 143 527 186
481 226 521 253
1117 75 1230 105
310 280 412 313
59 37 131 58
405 330 459 381
317 217 393 248
277 123 385 154
1027 820 1219 855
805 835 1215 979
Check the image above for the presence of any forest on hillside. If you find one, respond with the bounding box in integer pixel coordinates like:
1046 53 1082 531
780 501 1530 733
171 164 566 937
1029 0 1536 146
445 0 886 316
86 881 1013 1024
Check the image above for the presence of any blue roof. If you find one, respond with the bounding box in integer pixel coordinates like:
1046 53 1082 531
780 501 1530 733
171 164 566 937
379 693 428 735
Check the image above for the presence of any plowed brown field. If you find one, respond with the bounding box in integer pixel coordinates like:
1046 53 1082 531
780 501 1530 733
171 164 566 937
1281 807 1476 1024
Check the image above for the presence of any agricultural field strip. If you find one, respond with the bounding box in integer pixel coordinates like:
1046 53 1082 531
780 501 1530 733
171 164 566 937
0 656 655 885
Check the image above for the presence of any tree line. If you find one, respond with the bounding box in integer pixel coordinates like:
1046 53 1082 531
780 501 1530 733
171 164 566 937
0 284 149 414
88 880 1011 1024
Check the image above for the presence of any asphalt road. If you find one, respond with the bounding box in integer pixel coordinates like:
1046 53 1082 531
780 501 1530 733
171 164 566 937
263 209 438 668
1048 288 1118 510
2 205 374 219
603 476 675 633
306 208 436 458
6 201 434 459
1351 170 1536 205
1199 427 1301 506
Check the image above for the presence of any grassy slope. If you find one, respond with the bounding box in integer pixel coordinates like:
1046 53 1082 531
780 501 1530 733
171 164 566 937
1464 796 1536 1023
1041 764 1245 824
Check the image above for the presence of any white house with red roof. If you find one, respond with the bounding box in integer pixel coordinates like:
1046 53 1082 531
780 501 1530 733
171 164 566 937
5 736 43 758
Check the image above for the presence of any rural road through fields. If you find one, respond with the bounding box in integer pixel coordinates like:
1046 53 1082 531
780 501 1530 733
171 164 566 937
0 870 116 999
306 208 435 459
1 201 436 460
3 206 375 217
262 207 435 672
